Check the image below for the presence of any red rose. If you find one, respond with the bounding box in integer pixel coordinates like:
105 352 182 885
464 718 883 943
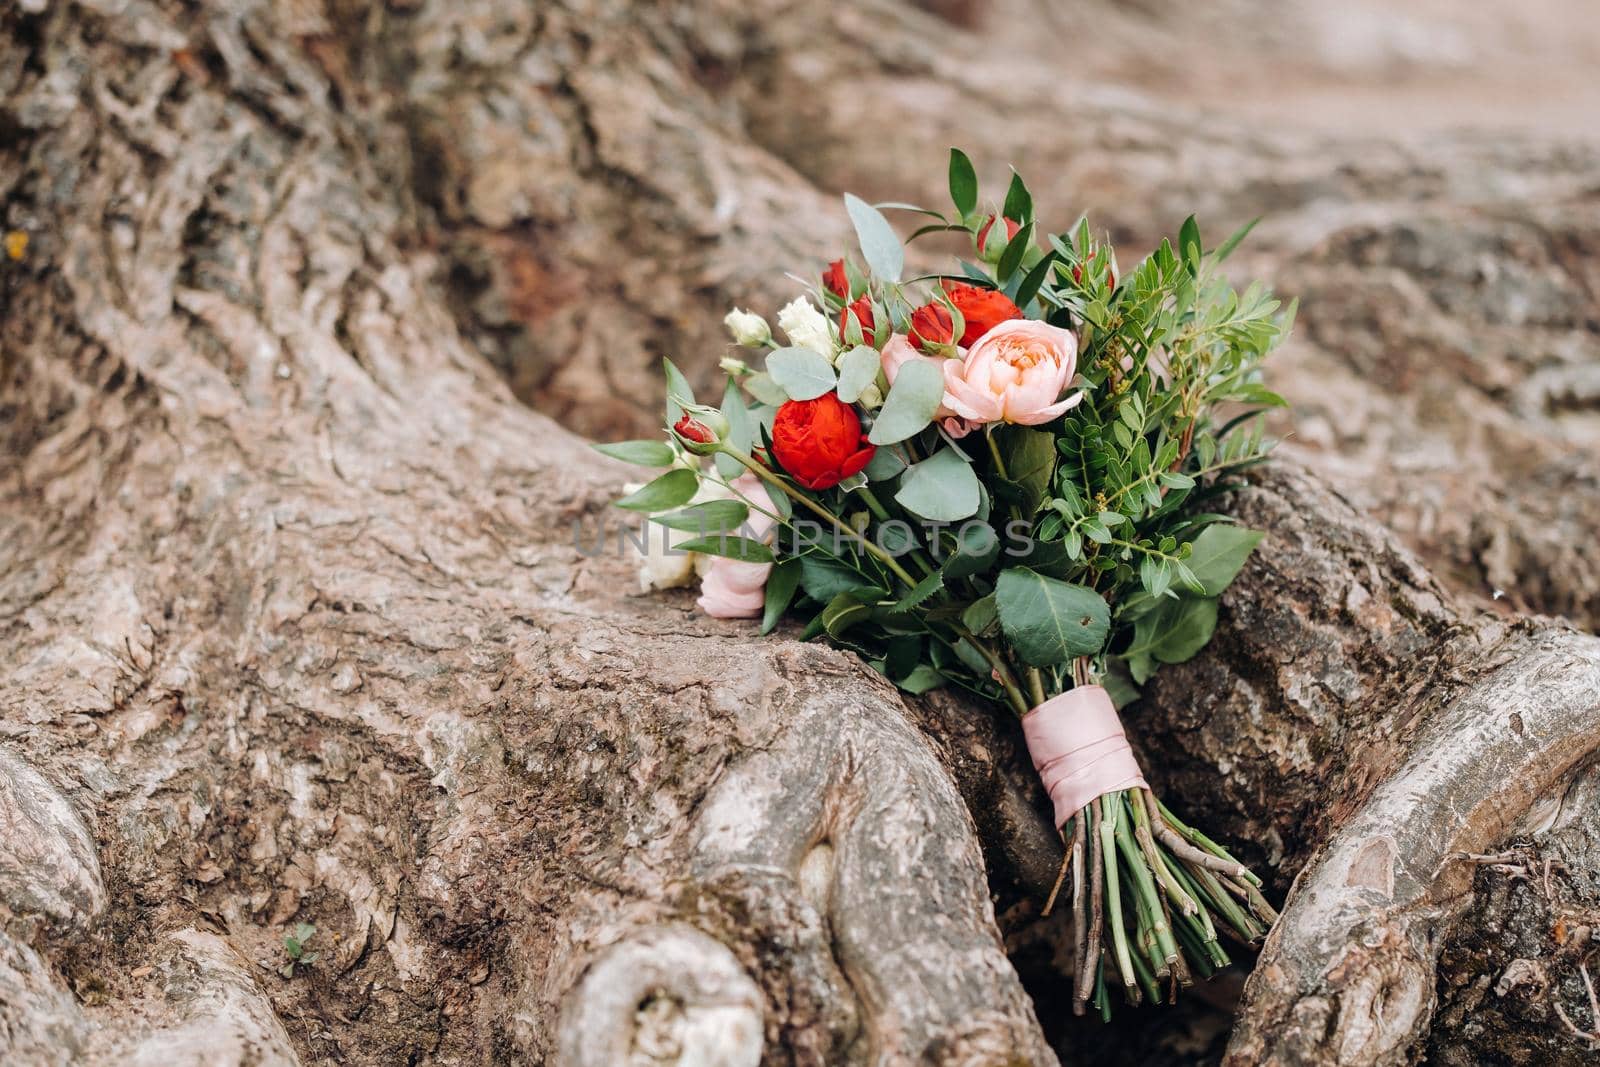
942 281 1023 346
770 393 876 490
673 413 716 444
909 301 954 353
976 214 1022 251
839 294 875 343
822 259 849 300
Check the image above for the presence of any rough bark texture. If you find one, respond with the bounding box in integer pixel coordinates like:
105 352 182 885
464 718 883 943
2 1 1598 1066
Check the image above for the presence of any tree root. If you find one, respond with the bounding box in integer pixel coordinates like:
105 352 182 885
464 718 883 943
1227 629 1600 1065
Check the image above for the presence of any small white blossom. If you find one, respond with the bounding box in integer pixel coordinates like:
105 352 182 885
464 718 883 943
777 296 835 359
723 308 770 347
857 383 884 409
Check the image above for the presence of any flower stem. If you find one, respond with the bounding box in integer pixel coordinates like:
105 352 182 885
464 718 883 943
724 449 920 590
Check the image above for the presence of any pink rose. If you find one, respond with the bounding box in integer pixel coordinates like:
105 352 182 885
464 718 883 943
696 473 777 619
880 334 979 438
941 319 1081 430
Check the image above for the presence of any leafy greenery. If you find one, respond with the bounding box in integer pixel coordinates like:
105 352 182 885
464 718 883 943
281 922 317 979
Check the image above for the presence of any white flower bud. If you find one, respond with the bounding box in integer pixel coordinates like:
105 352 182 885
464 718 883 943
723 308 771 347
777 296 835 359
857 383 884 409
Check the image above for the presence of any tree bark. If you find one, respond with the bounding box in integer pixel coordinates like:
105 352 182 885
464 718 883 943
2 2 1597 1066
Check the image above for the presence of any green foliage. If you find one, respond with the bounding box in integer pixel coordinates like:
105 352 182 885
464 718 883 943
868 360 944 445
615 468 698 511
766 347 837 400
281 923 317 979
895 447 981 521
592 439 676 467
995 568 1111 666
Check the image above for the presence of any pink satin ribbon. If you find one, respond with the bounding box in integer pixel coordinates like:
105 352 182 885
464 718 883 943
1022 685 1148 828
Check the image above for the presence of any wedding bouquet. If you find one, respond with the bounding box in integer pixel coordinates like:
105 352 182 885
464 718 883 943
600 151 1291 1016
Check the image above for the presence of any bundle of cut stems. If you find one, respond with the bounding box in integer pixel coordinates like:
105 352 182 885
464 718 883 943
1047 787 1278 1017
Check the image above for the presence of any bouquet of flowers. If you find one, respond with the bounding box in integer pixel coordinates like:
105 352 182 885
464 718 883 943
600 150 1292 1016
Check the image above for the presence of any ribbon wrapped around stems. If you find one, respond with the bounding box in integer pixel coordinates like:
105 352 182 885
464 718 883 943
1022 685 1147 828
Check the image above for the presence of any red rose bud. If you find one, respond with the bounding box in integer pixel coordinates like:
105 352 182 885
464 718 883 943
770 393 876 490
822 259 850 300
942 281 1023 347
909 301 954 354
976 214 1022 257
672 408 729 454
839 294 875 344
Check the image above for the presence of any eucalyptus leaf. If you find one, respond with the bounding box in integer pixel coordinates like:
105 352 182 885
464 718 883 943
895 447 981 522
868 359 945 445
994 568 1111 666
716 379 752 479
863 448 907 481
664 357 695 422
744 372 789 407
766 346 837 401
844 193 904 282
835 345 881 404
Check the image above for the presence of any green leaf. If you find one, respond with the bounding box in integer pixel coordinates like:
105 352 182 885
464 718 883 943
994 568 1111 665
294 923 316 943
744 372 789 407
999 426 1055 514
651 500 750 534
1178 215 1201 273
592 440 675 467
835 345 881 404
844 193 904 282
1002 171 1032 223
766 347 837 401
1013 249 1059 310
674 535 774 564
762 558 801 635
1183 525 1263 596
863 448 906 481
664 357 695 421
616 468 698 511
716 379 753 479
948 148 978 218
895 447 981 522
821 589 880 637
895 663 945 695
799 556 872 602
1128 596 1219 671
962 594 998 636
868 359 945 445
995 220 1033 282
893 571 944 613
1212 216 1260 265
943 521 999 579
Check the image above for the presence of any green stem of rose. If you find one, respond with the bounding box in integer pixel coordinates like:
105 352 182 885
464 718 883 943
724 448 921 590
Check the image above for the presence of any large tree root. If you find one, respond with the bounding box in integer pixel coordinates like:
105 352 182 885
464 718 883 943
3 0 1599 1064
1228 631 1600 1065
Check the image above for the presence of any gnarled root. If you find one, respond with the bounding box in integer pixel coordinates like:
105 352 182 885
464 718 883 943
1227 629 1600 1065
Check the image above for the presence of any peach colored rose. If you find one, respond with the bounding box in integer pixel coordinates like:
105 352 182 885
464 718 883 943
697 473 777 619
879 334 979 438
941 319 1081 429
